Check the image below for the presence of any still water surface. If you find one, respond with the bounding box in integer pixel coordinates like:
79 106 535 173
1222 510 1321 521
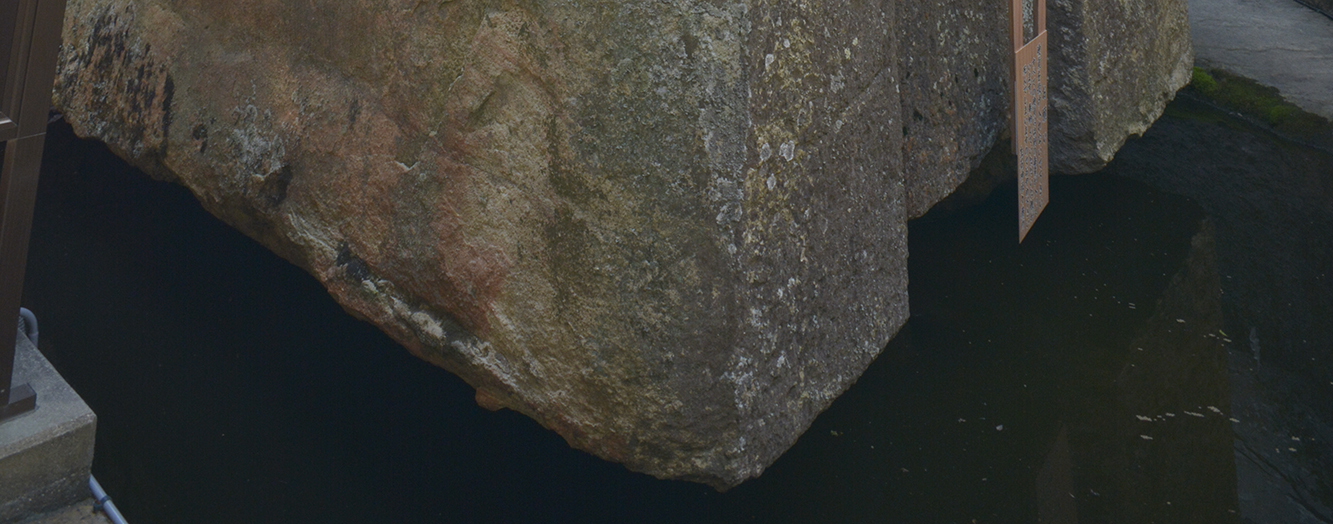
20 98 1332 523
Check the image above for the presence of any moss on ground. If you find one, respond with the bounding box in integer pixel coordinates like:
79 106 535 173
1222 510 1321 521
1183 67 1332 148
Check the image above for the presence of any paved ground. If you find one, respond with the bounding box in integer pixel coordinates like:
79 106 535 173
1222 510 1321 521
1189 0 1333 119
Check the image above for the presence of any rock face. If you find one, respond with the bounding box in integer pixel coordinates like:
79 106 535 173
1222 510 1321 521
1047 0 1194 174
897 0 1193 216
53 0 1189 489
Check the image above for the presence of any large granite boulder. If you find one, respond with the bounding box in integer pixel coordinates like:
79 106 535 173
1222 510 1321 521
53 0 1189 489
898 0 1193 216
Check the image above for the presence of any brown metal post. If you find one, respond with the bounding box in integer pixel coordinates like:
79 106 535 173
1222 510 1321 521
0 135 44 421
0 0 67 424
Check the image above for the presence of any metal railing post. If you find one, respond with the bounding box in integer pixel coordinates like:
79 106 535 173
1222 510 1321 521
0 0 67 424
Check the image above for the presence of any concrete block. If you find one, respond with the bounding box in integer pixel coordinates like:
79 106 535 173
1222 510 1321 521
0 333 96 523
15 498 111 524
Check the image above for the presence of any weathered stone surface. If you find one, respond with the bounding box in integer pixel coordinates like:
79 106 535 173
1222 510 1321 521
898 0 1192 217
897 0 1014 218
1047 0 1193 173
52 0 1188 489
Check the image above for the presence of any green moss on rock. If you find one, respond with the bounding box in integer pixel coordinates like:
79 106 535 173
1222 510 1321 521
1186 67 1333 147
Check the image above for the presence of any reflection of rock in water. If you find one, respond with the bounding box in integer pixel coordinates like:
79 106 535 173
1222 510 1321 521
1037 427 1078 524
717 173 1239 523
1107 96 1333 524
1249 327 1260 369
1060 220 1239 524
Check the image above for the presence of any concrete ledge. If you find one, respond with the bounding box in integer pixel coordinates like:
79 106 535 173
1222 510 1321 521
0 333 96 523
15 499 110 524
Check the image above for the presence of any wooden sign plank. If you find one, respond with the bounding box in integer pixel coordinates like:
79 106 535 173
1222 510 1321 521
1012 0 1049 242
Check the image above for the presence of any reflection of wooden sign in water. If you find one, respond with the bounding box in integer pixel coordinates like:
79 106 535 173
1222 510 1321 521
1012 0 1049 242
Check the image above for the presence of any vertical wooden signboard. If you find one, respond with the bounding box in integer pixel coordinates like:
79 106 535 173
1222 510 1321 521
1012 0 1048 242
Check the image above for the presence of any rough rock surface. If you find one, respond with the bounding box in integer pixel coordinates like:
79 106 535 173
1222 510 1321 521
53 0 1189 488
1047 0 1193 174
899 0 1193 216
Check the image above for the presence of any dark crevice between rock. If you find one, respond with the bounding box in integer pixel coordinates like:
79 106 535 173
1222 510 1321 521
191 122 208 154
919 139 1018 218
160 73 174 156
257 165 294 208
334 242 372 282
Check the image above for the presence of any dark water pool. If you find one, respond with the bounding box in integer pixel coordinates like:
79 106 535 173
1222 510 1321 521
18 97 1333 523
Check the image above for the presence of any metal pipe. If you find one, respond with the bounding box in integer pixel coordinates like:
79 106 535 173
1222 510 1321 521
18 306 35 346
89 475 129 524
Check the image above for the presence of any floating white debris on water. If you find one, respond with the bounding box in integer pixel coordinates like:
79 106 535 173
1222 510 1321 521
1165 413 1176 417
1292 436 1301 441
1140 435 1154 440
1136 415 1154 422
1219 330 1229 337
996 425 1004 431
1289 447 1298 452
901 468 909 473
1207 406 1223 414
1177 319 1186 323
1185 411 1205 418
830 430 842 437
1137 347 1144 351
958 418 966 423
1230 418 1241 423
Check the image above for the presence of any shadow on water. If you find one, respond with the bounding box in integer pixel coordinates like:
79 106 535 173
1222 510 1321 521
1106 96 1333 524
20 96 1325 523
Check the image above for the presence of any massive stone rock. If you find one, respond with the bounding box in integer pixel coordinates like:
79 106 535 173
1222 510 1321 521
1047 0 1193 174
52 0 1189 489
898 0 1193 216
